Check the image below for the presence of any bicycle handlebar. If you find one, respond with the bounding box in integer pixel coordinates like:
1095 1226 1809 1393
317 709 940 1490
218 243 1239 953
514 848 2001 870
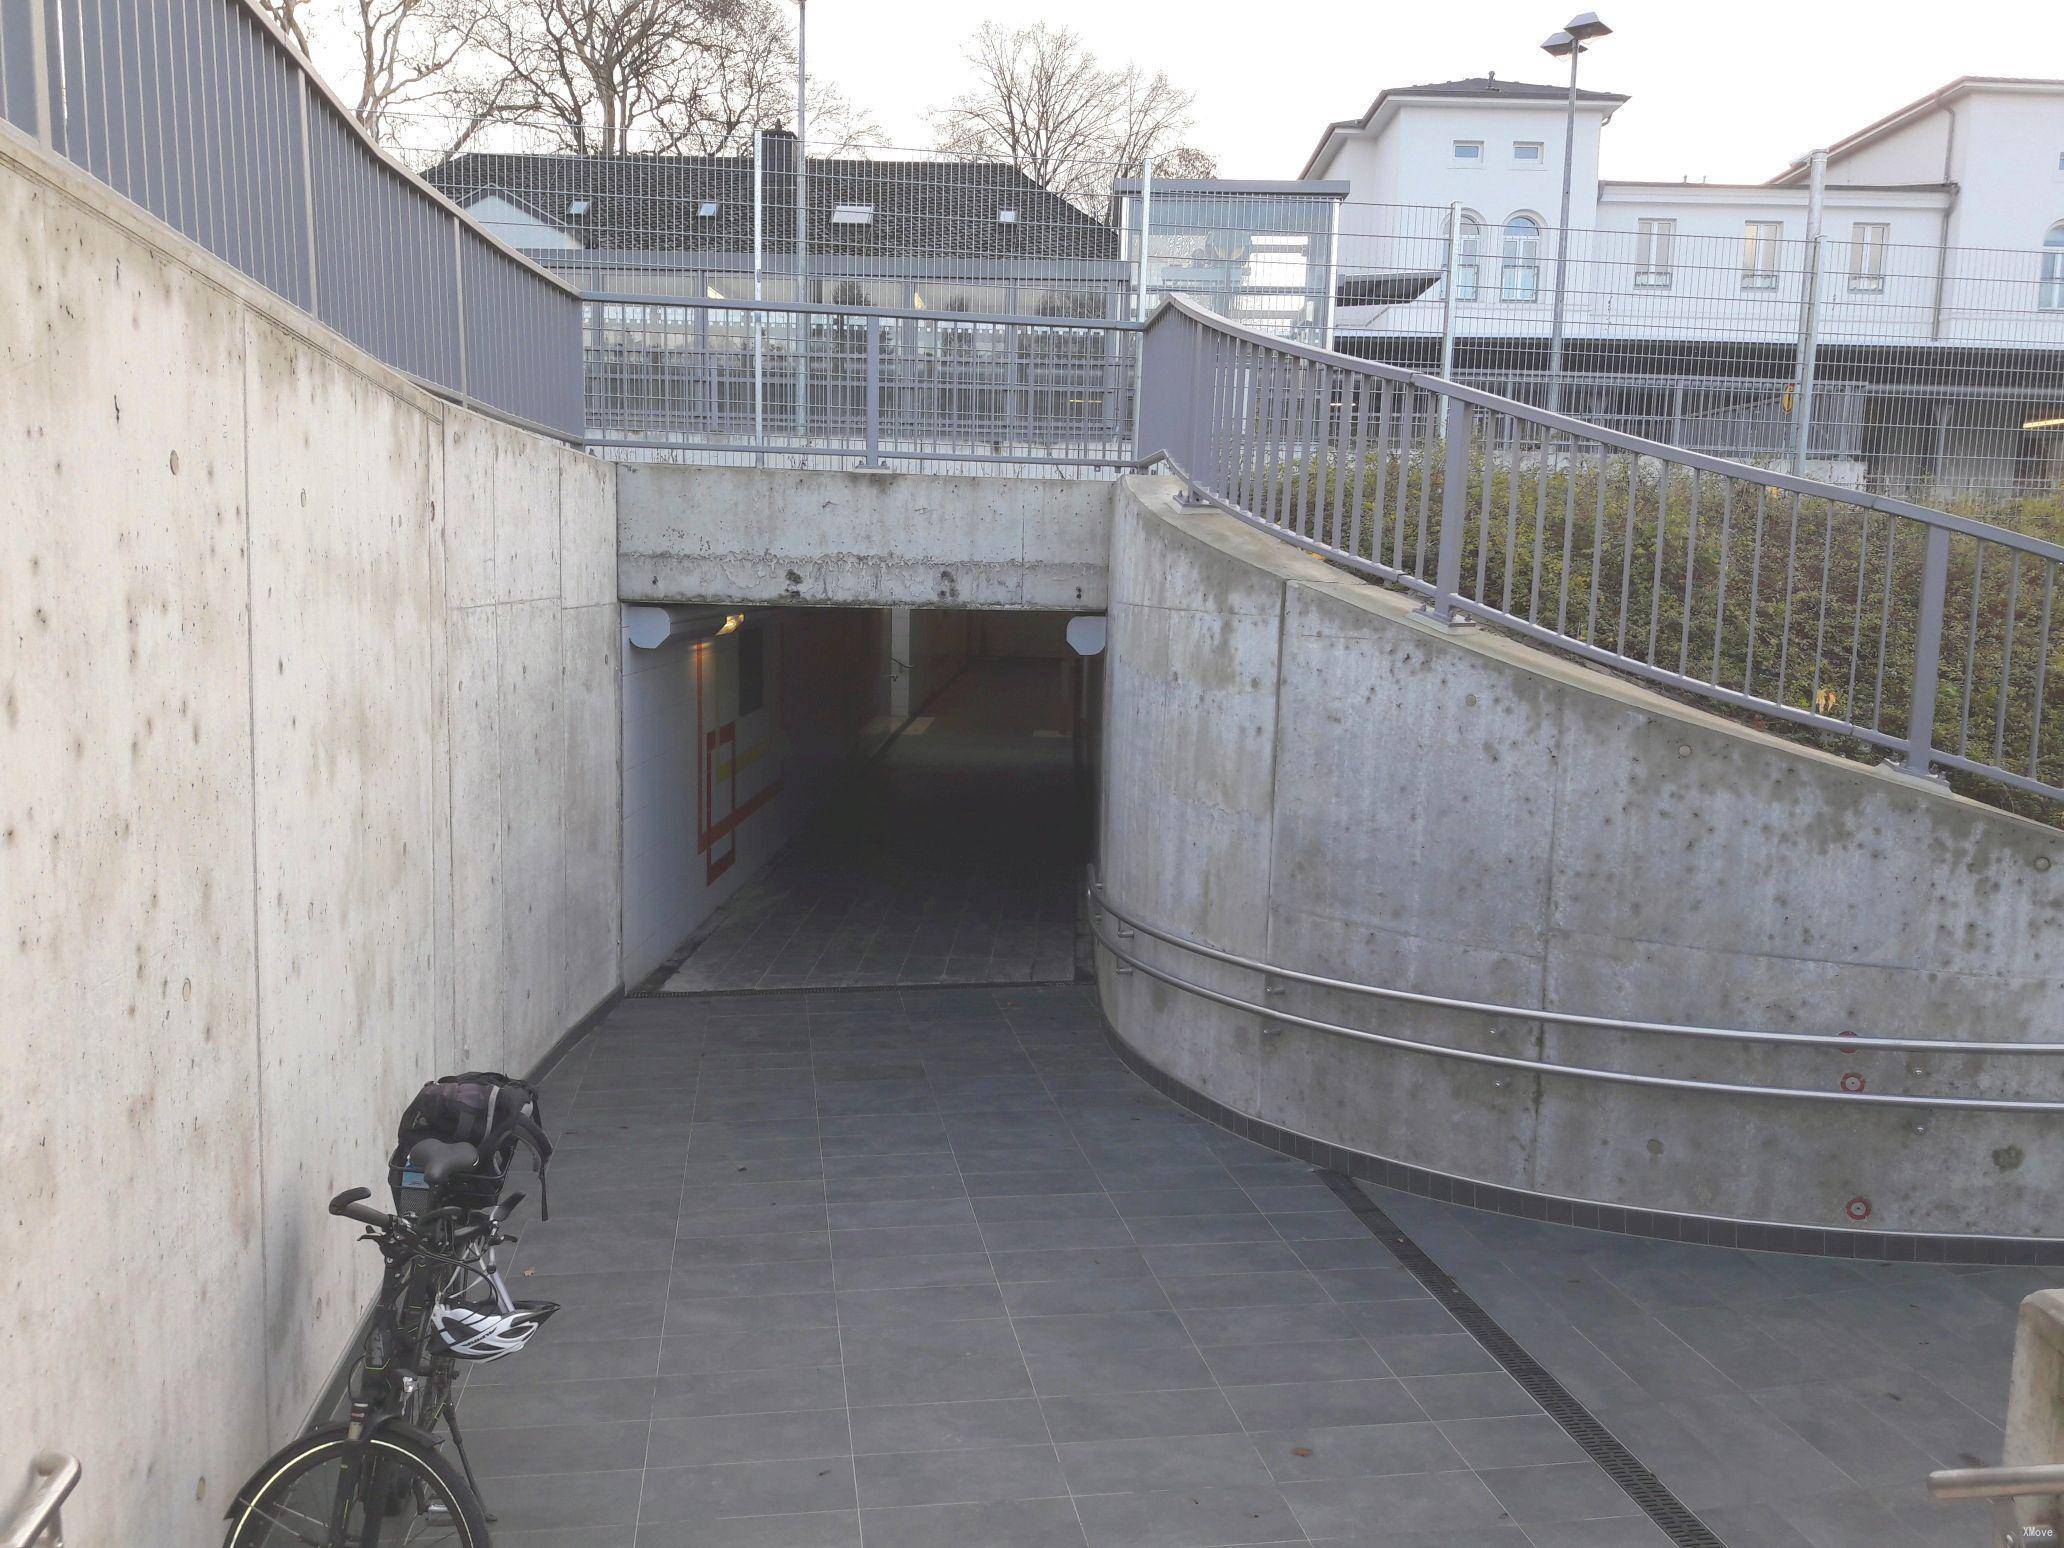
328 1187 394 1230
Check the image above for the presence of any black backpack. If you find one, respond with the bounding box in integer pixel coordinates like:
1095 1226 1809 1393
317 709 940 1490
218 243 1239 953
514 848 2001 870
396 1071 552 1218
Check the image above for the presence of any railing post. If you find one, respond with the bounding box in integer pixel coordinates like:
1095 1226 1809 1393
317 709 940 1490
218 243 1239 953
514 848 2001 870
1129 156 1155 460
1901 523 1951 779
450 214 469 401
1439 201 1461 381
1429 393 1470 624
24 0 54 149
752 127 765 467
1790 148 1828 476
861 314 883 469
296 74 320 315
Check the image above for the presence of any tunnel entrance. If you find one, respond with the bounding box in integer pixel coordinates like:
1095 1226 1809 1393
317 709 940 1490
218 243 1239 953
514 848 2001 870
625 606 1097 995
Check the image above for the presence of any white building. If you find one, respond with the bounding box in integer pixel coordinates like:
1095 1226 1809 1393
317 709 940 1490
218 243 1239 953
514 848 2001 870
1298 76 2064 495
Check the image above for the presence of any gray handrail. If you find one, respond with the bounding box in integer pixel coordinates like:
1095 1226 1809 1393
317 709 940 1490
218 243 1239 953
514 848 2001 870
1094 887 2064 1055
1138 297 2064 802
1089 890 2064 1112
1928 1462 2064 1501
1 1453 79 1548
1145 296 2064 563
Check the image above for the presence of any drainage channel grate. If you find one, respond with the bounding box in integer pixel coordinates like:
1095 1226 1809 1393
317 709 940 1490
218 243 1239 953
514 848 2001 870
1317 1170 1728 1548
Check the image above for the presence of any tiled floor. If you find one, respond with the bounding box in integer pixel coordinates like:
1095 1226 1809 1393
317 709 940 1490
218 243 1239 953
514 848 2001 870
657 660 1083 994
1354 1186 2029 1547
464 986 2015 1548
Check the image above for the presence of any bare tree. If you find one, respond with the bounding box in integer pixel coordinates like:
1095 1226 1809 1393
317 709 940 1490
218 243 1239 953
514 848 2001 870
348 0 494 143
448 0 874 158
253 0 319 55
928 22 1214 208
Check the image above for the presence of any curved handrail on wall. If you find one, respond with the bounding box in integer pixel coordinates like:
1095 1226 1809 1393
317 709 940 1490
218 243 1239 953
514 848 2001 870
1135 296 2064 807
1090 885 2064 1114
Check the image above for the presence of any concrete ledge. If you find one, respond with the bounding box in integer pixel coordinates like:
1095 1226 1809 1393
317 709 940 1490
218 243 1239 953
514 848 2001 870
617 463 1110 609
1097 476 2064 1239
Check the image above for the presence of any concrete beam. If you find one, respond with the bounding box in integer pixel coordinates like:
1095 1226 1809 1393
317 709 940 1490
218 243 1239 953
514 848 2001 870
617 464 1109 611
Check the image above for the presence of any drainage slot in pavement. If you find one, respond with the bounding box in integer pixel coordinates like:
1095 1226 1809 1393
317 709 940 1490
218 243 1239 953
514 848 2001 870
1318 1170 1728 1548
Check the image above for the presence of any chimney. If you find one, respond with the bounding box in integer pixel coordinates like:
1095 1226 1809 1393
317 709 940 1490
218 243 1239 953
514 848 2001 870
759 126 797 176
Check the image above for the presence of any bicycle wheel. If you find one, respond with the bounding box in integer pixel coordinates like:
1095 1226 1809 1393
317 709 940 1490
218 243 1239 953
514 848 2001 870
224 1421 489 1547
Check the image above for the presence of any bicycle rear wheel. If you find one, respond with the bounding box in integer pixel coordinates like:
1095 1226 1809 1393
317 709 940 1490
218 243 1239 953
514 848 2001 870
224 1422 488 1547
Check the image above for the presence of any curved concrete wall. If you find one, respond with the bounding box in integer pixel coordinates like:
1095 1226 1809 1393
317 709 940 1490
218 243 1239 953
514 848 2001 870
1097 477 2064 1243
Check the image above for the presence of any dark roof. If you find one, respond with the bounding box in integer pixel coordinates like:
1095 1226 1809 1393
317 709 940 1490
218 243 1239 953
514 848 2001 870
426 146 1120 262
1299 76 1629 178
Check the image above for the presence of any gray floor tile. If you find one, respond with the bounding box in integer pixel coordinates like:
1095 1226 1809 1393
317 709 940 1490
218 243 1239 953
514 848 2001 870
1224 1378 1428 1432
1055 1431 1275 1494
647 1409 854 1468
1476 1461 1640 1524
467 1418 650 1479
639 1456 859 1524
856 1443 1068 1507
633 1509 863 1548
850 1398 1054 1455
859 1497 1089 1548
1248 1422 1463 1483
1280 1469 1509 1538
1072 1484 1305 1548
1039 1387 1248 1443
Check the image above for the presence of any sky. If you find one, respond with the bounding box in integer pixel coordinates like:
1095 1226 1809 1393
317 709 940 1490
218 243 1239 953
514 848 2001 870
806 0 2064 183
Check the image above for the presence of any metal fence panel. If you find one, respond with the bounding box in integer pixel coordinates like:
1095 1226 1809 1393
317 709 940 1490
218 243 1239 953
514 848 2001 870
20 0 580 437
1147 297 2063 812
460 221 585 439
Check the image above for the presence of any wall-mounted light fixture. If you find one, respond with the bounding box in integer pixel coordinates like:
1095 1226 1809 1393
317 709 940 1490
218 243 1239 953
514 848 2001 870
2023 416 2064 431
625 606 749 650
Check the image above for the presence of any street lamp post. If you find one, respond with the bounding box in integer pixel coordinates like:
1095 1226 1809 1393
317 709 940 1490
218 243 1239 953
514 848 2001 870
794 0 808 433
1541 12 1611 415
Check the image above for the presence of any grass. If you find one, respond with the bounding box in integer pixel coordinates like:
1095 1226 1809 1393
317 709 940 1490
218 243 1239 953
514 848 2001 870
1244 446 2063 825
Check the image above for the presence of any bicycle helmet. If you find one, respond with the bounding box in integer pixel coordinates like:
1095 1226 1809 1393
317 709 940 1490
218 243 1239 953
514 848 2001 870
429 1297 559 1362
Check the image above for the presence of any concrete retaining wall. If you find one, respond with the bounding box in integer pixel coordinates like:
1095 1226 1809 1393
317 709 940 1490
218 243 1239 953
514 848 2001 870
0 136 618 1544
618 464 1109 610
1098 477 2064 1241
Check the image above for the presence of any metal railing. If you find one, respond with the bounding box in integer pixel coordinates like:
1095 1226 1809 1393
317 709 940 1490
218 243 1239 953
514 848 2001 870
1 1453 79 1548
1138 296 2064 807
1091 883 2064 1113
583 294 1138 473
0 0 582 439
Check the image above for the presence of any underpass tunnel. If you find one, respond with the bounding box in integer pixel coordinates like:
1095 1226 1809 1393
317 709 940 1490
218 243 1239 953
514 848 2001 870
621 604 1102 996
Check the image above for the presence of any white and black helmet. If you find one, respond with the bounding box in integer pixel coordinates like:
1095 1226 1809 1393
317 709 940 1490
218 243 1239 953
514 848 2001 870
430 1298 558 1362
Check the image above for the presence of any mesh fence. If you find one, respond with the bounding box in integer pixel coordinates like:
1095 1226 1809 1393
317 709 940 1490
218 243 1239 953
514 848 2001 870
365 115 2064 500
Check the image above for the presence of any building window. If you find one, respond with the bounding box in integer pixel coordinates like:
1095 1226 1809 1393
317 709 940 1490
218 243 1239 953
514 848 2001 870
1849 222 1889 292
1741 220 1783 290
1513 141 1545 165
1452 140 1484 166
831 203 875 225
1634 218 1675 288
1454 212 1485 301
2044 222 2064 310
1502 214 1542 302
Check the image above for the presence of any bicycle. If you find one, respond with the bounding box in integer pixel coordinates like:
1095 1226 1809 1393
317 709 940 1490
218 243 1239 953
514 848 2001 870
223 1138 557 1547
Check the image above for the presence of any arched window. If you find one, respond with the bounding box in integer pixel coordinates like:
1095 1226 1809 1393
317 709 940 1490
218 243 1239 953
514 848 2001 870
1502 214 1543 302
2043 222 2064 311
1454 212 1485 302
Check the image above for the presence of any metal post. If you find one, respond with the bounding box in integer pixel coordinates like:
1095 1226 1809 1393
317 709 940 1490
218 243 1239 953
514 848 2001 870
296 74 319 314
862 315 882 468
1129 156 1155 457
752 127 765 466
1320 197 1340 351
25 0 54 148
1902 524 1951 780
1545 42 1582 414
1789 148 1827 476
1430 394 1470 624
451 214 468 399
1439 201 1462 381
793 1 809 437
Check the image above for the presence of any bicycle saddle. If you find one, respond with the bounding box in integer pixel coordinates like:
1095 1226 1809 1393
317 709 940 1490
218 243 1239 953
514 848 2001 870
408 1137 481 1186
